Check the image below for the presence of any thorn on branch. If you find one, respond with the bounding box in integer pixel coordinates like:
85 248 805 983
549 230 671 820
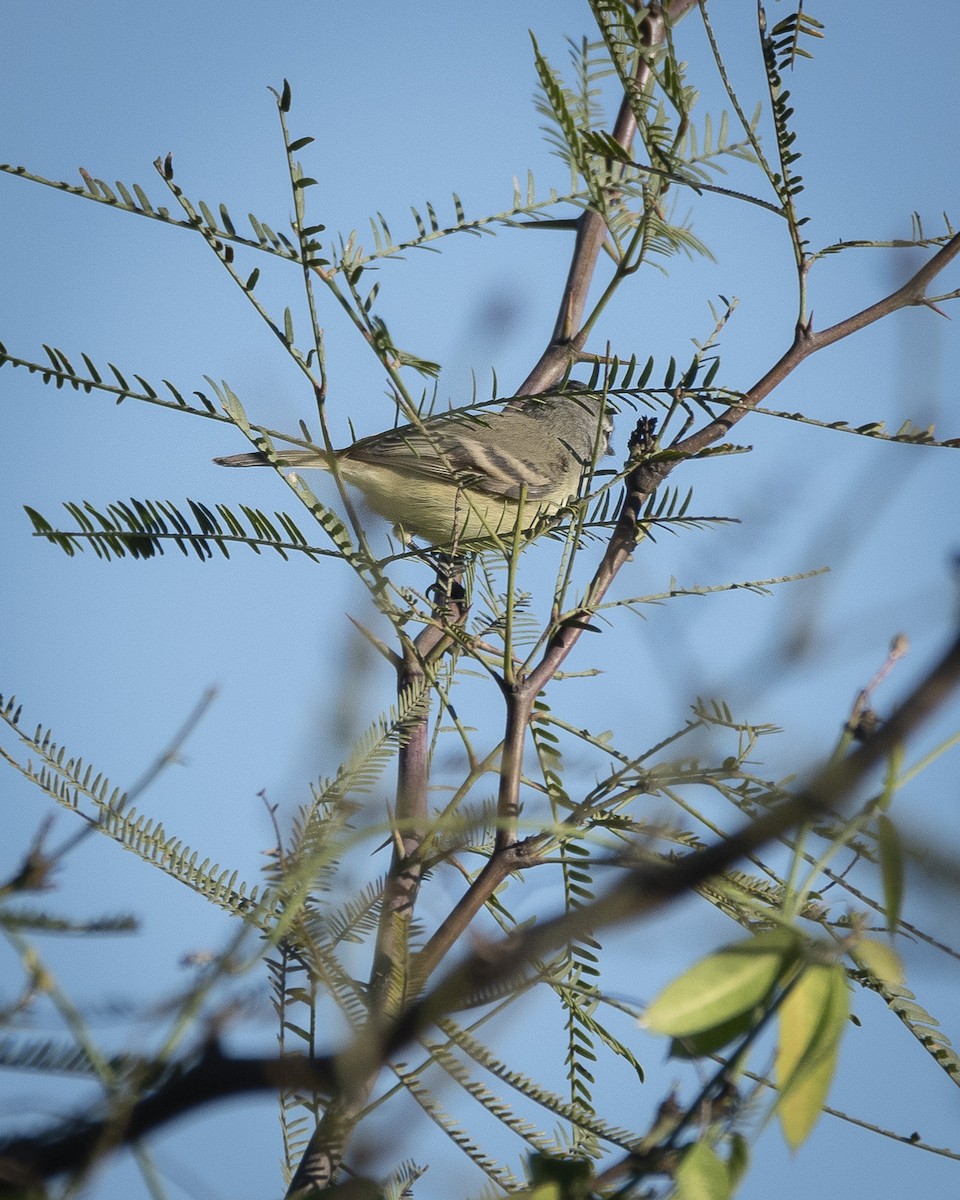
923 298 951 320
846 632 909 741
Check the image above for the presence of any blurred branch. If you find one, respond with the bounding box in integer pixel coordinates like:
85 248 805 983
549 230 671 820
6 622 957 1193
0 1046 335 1192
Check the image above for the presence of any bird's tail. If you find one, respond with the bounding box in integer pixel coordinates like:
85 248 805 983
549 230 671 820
213 448 333 469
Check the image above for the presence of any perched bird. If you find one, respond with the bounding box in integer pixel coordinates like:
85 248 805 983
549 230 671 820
214 389 612 547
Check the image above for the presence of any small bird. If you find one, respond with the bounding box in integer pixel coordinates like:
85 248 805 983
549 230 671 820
214 389 612 547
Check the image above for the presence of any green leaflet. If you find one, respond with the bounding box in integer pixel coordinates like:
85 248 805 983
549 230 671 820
851 938 904 986
642 929 800 1038
877 813 905 933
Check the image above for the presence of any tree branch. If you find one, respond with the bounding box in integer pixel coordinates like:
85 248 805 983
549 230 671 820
673 230 960 459
385 622 960 1054
6 622 958 1193
0 1046 335 1191
518 2 670 394
397 225 960 1006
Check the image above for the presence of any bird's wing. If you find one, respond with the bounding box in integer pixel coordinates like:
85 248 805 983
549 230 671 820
345 414 563 500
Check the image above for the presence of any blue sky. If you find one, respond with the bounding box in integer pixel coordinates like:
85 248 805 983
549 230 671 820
3 3 960 1198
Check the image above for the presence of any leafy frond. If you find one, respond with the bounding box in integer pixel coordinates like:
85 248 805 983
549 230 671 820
0 340 227 419
566 34 615 129
289 913 373 1030
268 945 326 1175
0 908 137 935
324 880 384 947
392 1066 522 1192
329 179 604 268
437 1018 644 1153
422 1037 557 1154
722 869 787 911
278 1104 314 1180
296 682 430 859
590 0 698 179
758 1 809 248
589 104 762 191
24 498 340 562
0 695 275 924
382 1160 429 1200
588 0 657 120
561 972 600 1122
678 108 762 177
530 12 725 274
769 5 825 71
0 162 303 263
811 211 957 261
598 567 829 620
362 193 497 263
553 980 646 1086
264 684 430 955
0 341 343 477
528 709 605 1126
864 979 960 1086
726 397 960 448
0 1037 143 1079
531 34 596 190
422 797 499 858
580 125 784 224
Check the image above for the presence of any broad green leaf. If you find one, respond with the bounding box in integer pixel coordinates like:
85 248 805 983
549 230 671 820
526 1154 591 1200
779 1039 841 1150
675 1142 731 1200
643 929 800 1038
669 1007 757 1059
850 938 904 985
877 814 904 932
776 963 849 1149
725 1133 750 1190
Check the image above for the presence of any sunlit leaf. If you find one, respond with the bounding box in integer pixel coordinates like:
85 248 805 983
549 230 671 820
850 938 904 986
776 964 849 1149
643 929 800 1037
675 1142 731 1200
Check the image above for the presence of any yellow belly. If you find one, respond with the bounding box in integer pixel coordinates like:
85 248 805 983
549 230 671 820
333 462 557 547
